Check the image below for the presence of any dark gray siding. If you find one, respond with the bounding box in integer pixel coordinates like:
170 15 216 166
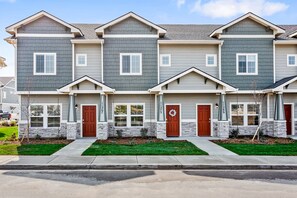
18 16 71 34
221 38 274 90
222 18 273 35
17 37 72 91
105 17 157 35
103 38 158 91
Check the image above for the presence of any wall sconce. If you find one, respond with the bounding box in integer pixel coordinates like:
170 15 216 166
215 103 219 109
75 104 78 109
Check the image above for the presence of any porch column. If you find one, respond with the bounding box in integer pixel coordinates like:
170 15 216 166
157 93 166 139
273 92 287 137
216 93 229 138
67 94 77 140
98 93 108 140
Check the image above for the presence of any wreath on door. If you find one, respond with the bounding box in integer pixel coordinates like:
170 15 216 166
169 109 177 117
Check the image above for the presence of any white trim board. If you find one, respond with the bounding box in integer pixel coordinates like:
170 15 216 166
16 33 74 38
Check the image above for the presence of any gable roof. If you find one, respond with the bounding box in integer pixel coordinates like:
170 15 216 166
149 67 237 92
0 77 14 87
6 10 83 36
95 12 167 36
210 12 285 38
264 75 297 92
58 75 114 93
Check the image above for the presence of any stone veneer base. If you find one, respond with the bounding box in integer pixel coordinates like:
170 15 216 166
98 122 108 140
273 120 287 138
67 122 78 140
18 123 67 139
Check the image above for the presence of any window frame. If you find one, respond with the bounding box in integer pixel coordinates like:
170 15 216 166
287 54 297 67
30 104 62 128
160 54 171 67
76 54 87 67
113 103 145 127
236 53 258 75
33 53 57 75
230 102 261 127
206 54 217 67
119 53 142 75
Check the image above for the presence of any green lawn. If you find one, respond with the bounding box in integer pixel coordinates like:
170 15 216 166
0 143 67 155
217 142 297 156
0 126 18 141
83 141 208 155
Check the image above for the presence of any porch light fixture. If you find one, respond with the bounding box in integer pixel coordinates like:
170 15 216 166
75 104 78 109
215 103 219 109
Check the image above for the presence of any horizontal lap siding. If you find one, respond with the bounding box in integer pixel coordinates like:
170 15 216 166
75 44 102 81
159 44 219 82
103 38 158 90
17 37 72 91
221 38 274 90
275 45 297 81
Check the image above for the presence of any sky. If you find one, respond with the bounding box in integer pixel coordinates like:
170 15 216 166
0 0 297 77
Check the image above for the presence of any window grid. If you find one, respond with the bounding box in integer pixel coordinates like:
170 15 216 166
76 54 87 66
287 54 297 66
114 104 144 127
231 103 260 126
120 53 142 75
236 53 258 75
160 54 171 67
206 54 217 67
34 53 56 75
30 104 61 128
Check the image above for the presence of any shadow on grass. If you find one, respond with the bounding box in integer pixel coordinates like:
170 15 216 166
0 132 5 138
3 170 155 186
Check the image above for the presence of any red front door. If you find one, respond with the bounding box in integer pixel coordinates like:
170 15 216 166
284 104 292 135
166 105 180 137
197 105 211 136
83 106 96 137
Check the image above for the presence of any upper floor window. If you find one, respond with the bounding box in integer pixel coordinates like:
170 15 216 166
206 54 217 67
120 53 142 75
34 53 56 75
160 54 171 67
76 54 87 66
287 54 297 66
236 53 258 75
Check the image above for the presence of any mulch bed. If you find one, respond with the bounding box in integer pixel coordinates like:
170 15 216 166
0 139 73 145
96 137 184 145
213 136 295 145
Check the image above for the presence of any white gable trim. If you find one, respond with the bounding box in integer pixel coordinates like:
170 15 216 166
289 31 297 38
264 76 297 93
58 76 115 93
149 67 237 92
95 12 166 36
210 12 285 38
6 11 83 36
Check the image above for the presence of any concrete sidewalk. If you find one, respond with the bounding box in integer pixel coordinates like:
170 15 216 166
1 155 297 170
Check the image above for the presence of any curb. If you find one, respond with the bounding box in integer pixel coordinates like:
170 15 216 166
1 164 297 170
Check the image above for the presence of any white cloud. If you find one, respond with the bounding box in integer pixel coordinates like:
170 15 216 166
191 0 289 18
177 0 186 8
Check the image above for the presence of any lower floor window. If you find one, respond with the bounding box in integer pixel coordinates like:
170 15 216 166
231 103 260 126
114 104 144 127
30 104 61 128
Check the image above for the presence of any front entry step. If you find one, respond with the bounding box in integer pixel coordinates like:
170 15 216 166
52 138 96 156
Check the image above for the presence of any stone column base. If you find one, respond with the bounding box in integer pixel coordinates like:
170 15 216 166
216 121 229 138
273 120 287 138
98 122 108 140
67 122 78 140
156 122 166 139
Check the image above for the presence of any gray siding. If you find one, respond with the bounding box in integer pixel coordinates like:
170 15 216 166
1 79 18 104
75 94 101 120
159 44 219 81
105 17 157 35
18 16 71 34
222 18 273 35
275 45 297 81
221 38 274 90
75 44 102 81
108 94 155 120
17 37 72 91
103 38 158 90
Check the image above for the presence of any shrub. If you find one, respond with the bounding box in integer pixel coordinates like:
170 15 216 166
140 128 148 138
116 129 123 138
128 138 136 145
230 128 239 138
10 120 16 126
35 134 42 140
2 121 9 127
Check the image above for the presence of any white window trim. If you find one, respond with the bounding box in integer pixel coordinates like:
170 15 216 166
3 91 6 99
76 54 87 67
33 53 57 75
30 103 62 129
236 53 258 75
287 54 297 67
206 54 217 67
160 54 171 67
120 53 142 75
113 103 145 127
230 102 261 127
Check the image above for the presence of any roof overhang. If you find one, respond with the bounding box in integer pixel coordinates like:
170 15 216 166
95 12 167 37
274 40 297 45
158 40 223 45
209 12 285 38
289 31 297 38
58 76 115 93
6 10 83 36
264 76 297 93
149 67 237 93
